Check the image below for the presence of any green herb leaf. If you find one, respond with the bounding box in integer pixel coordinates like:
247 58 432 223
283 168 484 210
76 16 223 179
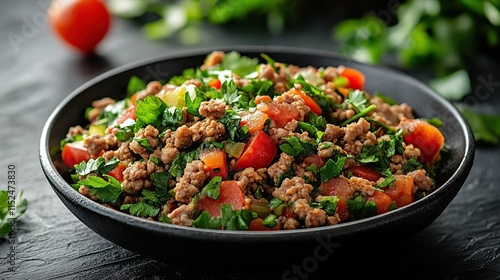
185 87 206 117
221 51 259 77
136 95 166 126
220 204 255 230
203 176 222 199
133 137 154 152
75 157 120 176
292 76 334 122
310 195 339 216
319 157 347 182
460 108 500 144
374 93 398 106
120 201 160 218
262 214 278 227
126 76 146 97
268 198 284 209
279 137 317 157
346 90 368 113
308 112 327 131
218 110 250 142
193 211 222 229
162 106 184 129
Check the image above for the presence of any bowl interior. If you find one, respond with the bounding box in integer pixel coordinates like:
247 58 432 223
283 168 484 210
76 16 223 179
40 47 474 261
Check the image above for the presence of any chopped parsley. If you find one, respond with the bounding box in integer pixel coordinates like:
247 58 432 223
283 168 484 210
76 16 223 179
162 106 184 129
135 95 166 126
279 137 317 157
319 157 347 182
75 157 119 176
77 175 123 204
309 196 339 216
0 190 28 238
218 110 250 142
220 51 259 77
202 176 222 199
126 76 146 97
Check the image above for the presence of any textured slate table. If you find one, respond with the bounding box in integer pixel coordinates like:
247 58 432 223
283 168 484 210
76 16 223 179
1 1 499 279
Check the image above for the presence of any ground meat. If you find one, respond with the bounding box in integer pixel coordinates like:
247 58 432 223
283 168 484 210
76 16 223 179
202 51 225 68
389 154 406 175
129 125 159 160
161 198 177 215
320 82 343 104
322 66 340 83
348 176 376 196
133 81 163 102
84 134 108 156
160 144 179 167
234 167 266 193
123 195 141 205
342 118 371 143
332 108 355 123
293 199 327 228
280 216 300 230
273 177 313 203
114 142 133 164
267 153 294 183
173 160 208 203
104 133 119 149
173 125 193 149
317 142 345 158
122 161 150 193
327 214 341 226
199 100 226 119
294 163 317 182
322 124 343 142
370 97 414 125
66 125 85 138
341 118 377 155
168 202 195 227
403 143 421 160
92 97 116 110
190 118 226 142
269 127 311 145
408 169 433 191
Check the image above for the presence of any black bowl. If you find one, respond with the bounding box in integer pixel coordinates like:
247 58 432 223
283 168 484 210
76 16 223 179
39 46 474 266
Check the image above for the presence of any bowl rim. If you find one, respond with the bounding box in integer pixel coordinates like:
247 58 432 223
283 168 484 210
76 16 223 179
39 46 475 242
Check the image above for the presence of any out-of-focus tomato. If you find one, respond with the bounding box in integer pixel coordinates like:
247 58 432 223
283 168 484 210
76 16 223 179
232 130 277 170
61 142 90 168
340 67 365 91
48 0 111 53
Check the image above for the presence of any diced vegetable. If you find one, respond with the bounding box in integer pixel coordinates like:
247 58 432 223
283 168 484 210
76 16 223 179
107 162 127 182
240 110 268 135
196 180 245 217
290 89 322 115
403 120 445 165
344 165 382 182
224 142 245 158
383 175 414 207
249 218 279 231
257 102 300 128
233 130 277 170
89 124 106 136
61 142 90 168
200 148 228 179
367 190 394 214
340 67 365 91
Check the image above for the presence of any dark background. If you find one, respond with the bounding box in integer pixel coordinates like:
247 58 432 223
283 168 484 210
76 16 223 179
1 0 499 279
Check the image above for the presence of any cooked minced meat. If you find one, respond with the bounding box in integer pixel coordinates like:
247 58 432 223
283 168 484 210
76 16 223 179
61 51 444 231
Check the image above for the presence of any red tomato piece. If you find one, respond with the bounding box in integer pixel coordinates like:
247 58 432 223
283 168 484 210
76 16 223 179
208 79 222 89
403 120 445 165
116 106 137 125
61 142 90 168
249 218 280 231
344 165 382 182
320 177 354 221
367 191 394 214
200 149 228 179
341 67 365 91
232 130 277 171
257 102 300 128
384 175 414 207
107 162 127 182
290 89 322 115
240 110 268 135
48 0 111 53
196 181 245 217
303 154 327 169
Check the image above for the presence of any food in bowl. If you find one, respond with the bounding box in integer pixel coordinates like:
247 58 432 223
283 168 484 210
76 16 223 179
58 51 445 230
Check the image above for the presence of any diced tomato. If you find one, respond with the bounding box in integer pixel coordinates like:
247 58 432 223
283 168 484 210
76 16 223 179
384 175 414 207
233 130 277 170
254 95 272 104
196 180 245 217
403 120 444 165
335 199 350 221
320 177 354 221
290 89 322 115
240 110 269 135
367 190 394 214
340 67 365 91
116 105 136 125
257 102 300 128
344 165 382 182
208 78 221 89
303 154 327 169
107 162 127 182
61 142 90 168
200 148 228 179
249 218 280 231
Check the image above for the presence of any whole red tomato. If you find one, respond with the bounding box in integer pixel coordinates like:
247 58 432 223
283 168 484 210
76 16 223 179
48 0 111 53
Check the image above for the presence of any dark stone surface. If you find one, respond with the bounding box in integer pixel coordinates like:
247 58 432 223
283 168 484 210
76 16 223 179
1 1 499 279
